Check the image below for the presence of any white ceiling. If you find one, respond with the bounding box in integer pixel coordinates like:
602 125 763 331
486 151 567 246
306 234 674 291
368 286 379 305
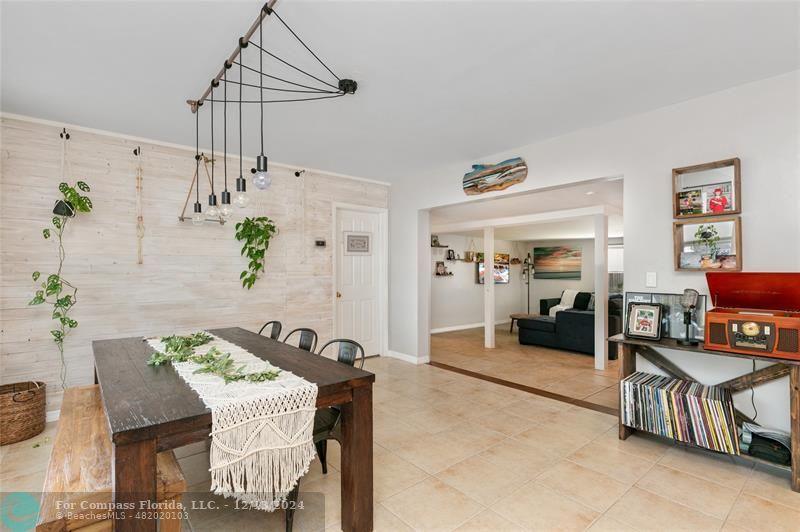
2 1 798 182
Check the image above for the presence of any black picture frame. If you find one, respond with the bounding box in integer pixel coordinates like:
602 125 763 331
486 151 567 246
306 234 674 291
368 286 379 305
625 302 664 340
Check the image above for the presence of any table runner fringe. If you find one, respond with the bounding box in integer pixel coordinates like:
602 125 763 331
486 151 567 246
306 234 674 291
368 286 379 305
146 333 318 511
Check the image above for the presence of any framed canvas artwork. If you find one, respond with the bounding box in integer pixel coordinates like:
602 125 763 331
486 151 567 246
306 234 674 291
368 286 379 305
533 246 582 279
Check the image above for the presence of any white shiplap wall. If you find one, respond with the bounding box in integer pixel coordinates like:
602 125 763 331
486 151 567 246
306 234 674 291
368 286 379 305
0 116 389 415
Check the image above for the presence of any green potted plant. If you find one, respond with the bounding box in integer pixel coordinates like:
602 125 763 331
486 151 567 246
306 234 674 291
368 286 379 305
234 216 277 289
29 181 93 388
694 224 720 262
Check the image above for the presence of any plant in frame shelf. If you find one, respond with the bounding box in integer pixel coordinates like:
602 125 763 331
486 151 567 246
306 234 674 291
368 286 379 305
29 181 93 388
234 216 278 289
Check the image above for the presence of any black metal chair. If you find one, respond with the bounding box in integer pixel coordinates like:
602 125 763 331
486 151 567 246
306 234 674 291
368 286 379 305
285 339 365 531
312 339 365 473
257 320 282 340
282 328 318 353
317 338 366 369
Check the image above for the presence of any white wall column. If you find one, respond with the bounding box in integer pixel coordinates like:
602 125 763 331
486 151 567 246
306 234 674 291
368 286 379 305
418 210 432 362
593 213 608 370
483 227 496 348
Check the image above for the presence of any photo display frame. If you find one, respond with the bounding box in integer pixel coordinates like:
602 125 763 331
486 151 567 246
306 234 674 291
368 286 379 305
625 302 664 340
625 292 707 341
673 158 740 219
476 253 510 284
673 215 741 271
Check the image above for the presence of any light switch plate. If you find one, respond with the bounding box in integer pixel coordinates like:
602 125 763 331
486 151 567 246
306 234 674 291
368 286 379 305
645 272 657 288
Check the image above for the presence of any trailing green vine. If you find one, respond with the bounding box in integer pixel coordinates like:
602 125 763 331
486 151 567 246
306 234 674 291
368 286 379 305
29 181 92 388
234 216 277 289
147 332 281 384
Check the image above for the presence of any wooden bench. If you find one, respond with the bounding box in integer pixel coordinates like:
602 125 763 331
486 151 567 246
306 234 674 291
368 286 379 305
37 385 186 532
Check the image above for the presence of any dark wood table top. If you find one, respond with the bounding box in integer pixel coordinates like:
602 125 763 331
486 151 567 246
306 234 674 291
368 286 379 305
608 333 800 366
93 327 375 444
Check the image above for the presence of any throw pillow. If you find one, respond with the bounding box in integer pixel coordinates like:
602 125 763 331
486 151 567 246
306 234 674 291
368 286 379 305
573 292 591 310
559 289 579 308
587 294 596 311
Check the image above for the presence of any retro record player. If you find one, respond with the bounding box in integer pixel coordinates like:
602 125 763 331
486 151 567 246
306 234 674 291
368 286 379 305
704 272 800 361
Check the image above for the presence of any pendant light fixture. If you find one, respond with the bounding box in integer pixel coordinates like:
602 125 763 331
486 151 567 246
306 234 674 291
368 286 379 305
220 66 232 219
206 80 220 220
234 40 249 208
191 109 204 226
252 12 272 191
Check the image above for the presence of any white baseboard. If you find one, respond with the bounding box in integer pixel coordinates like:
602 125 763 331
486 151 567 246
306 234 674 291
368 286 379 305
385 350 429 365
430 319 511 334
46 410 60 423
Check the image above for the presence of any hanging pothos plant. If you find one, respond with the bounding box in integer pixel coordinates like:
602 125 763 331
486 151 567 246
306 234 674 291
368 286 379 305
234 216 277 289
30 181 92 388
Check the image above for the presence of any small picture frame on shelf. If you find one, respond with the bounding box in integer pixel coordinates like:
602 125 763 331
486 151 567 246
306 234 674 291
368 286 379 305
625 302 664 340
446 249 456 260
673 158 740 219
673 216 741 271
431 234 440 247
434 261 451 276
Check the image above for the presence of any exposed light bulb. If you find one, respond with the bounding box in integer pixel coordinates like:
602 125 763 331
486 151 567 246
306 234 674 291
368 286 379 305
253 171 272 190
207 205 220 219
191 202 204 226
253 154 271 190
220 204 233 219
234 192 249 208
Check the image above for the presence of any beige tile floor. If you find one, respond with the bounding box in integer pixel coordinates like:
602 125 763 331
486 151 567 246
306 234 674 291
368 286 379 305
2 356 799 531
431 326 620 410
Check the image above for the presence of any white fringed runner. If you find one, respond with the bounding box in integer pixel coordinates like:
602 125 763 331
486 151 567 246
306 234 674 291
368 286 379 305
146 333 318 510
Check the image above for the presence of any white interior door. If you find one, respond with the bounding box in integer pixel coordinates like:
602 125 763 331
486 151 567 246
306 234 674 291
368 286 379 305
336 208 383 357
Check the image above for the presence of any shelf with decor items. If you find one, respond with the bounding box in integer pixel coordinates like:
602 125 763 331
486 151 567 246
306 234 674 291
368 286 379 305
609 334 800 492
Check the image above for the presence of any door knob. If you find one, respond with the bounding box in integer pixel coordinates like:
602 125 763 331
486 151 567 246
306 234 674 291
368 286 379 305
336 291 342 298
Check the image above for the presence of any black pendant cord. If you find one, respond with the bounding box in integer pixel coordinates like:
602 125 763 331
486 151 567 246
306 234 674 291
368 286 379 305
232 61 336 94
239 58 243 179
272 9 341 83
219 76 333 94
205 94 345 105
195 108 200 206
223 72 228 196
246 39 338 91
259 19 264 157
210 83 215 199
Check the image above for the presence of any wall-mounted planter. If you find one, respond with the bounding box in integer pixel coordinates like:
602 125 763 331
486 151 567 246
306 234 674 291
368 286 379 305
52 200 75 217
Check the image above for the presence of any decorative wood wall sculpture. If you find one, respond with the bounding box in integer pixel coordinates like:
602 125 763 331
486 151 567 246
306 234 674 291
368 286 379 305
462 157 527 195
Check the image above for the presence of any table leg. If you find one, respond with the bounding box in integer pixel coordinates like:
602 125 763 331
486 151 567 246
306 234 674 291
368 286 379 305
790 366 799 492
340 384 373 532
618 343 636 440
113 438 158 531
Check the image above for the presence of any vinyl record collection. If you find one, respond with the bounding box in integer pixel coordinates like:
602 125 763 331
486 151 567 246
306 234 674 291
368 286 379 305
620 371 740 455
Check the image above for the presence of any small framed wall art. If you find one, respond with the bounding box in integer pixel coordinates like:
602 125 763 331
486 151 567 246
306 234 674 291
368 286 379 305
672 158 740 219
625 302 664 340
673 216 742 271
344 232 371 255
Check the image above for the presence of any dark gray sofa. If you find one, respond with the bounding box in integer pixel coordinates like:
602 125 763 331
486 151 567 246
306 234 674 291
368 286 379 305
518 293 622 357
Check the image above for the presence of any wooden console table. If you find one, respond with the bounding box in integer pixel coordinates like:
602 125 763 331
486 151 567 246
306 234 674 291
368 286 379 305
609 333 800 492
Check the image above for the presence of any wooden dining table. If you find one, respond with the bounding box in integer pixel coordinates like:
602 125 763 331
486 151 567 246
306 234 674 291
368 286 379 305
92 327 375 532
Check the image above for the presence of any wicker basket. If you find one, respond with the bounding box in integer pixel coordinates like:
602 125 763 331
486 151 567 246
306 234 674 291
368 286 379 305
0 381 46 445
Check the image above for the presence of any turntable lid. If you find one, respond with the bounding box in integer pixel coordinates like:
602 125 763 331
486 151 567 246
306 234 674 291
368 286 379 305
706 272 800 311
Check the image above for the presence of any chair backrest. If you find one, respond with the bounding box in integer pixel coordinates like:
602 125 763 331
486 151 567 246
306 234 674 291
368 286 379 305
283 328 318 353
258 320 283 340
317 339 365 368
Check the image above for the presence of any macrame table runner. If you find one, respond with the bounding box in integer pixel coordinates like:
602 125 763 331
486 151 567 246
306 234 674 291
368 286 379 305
146 333 318 510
